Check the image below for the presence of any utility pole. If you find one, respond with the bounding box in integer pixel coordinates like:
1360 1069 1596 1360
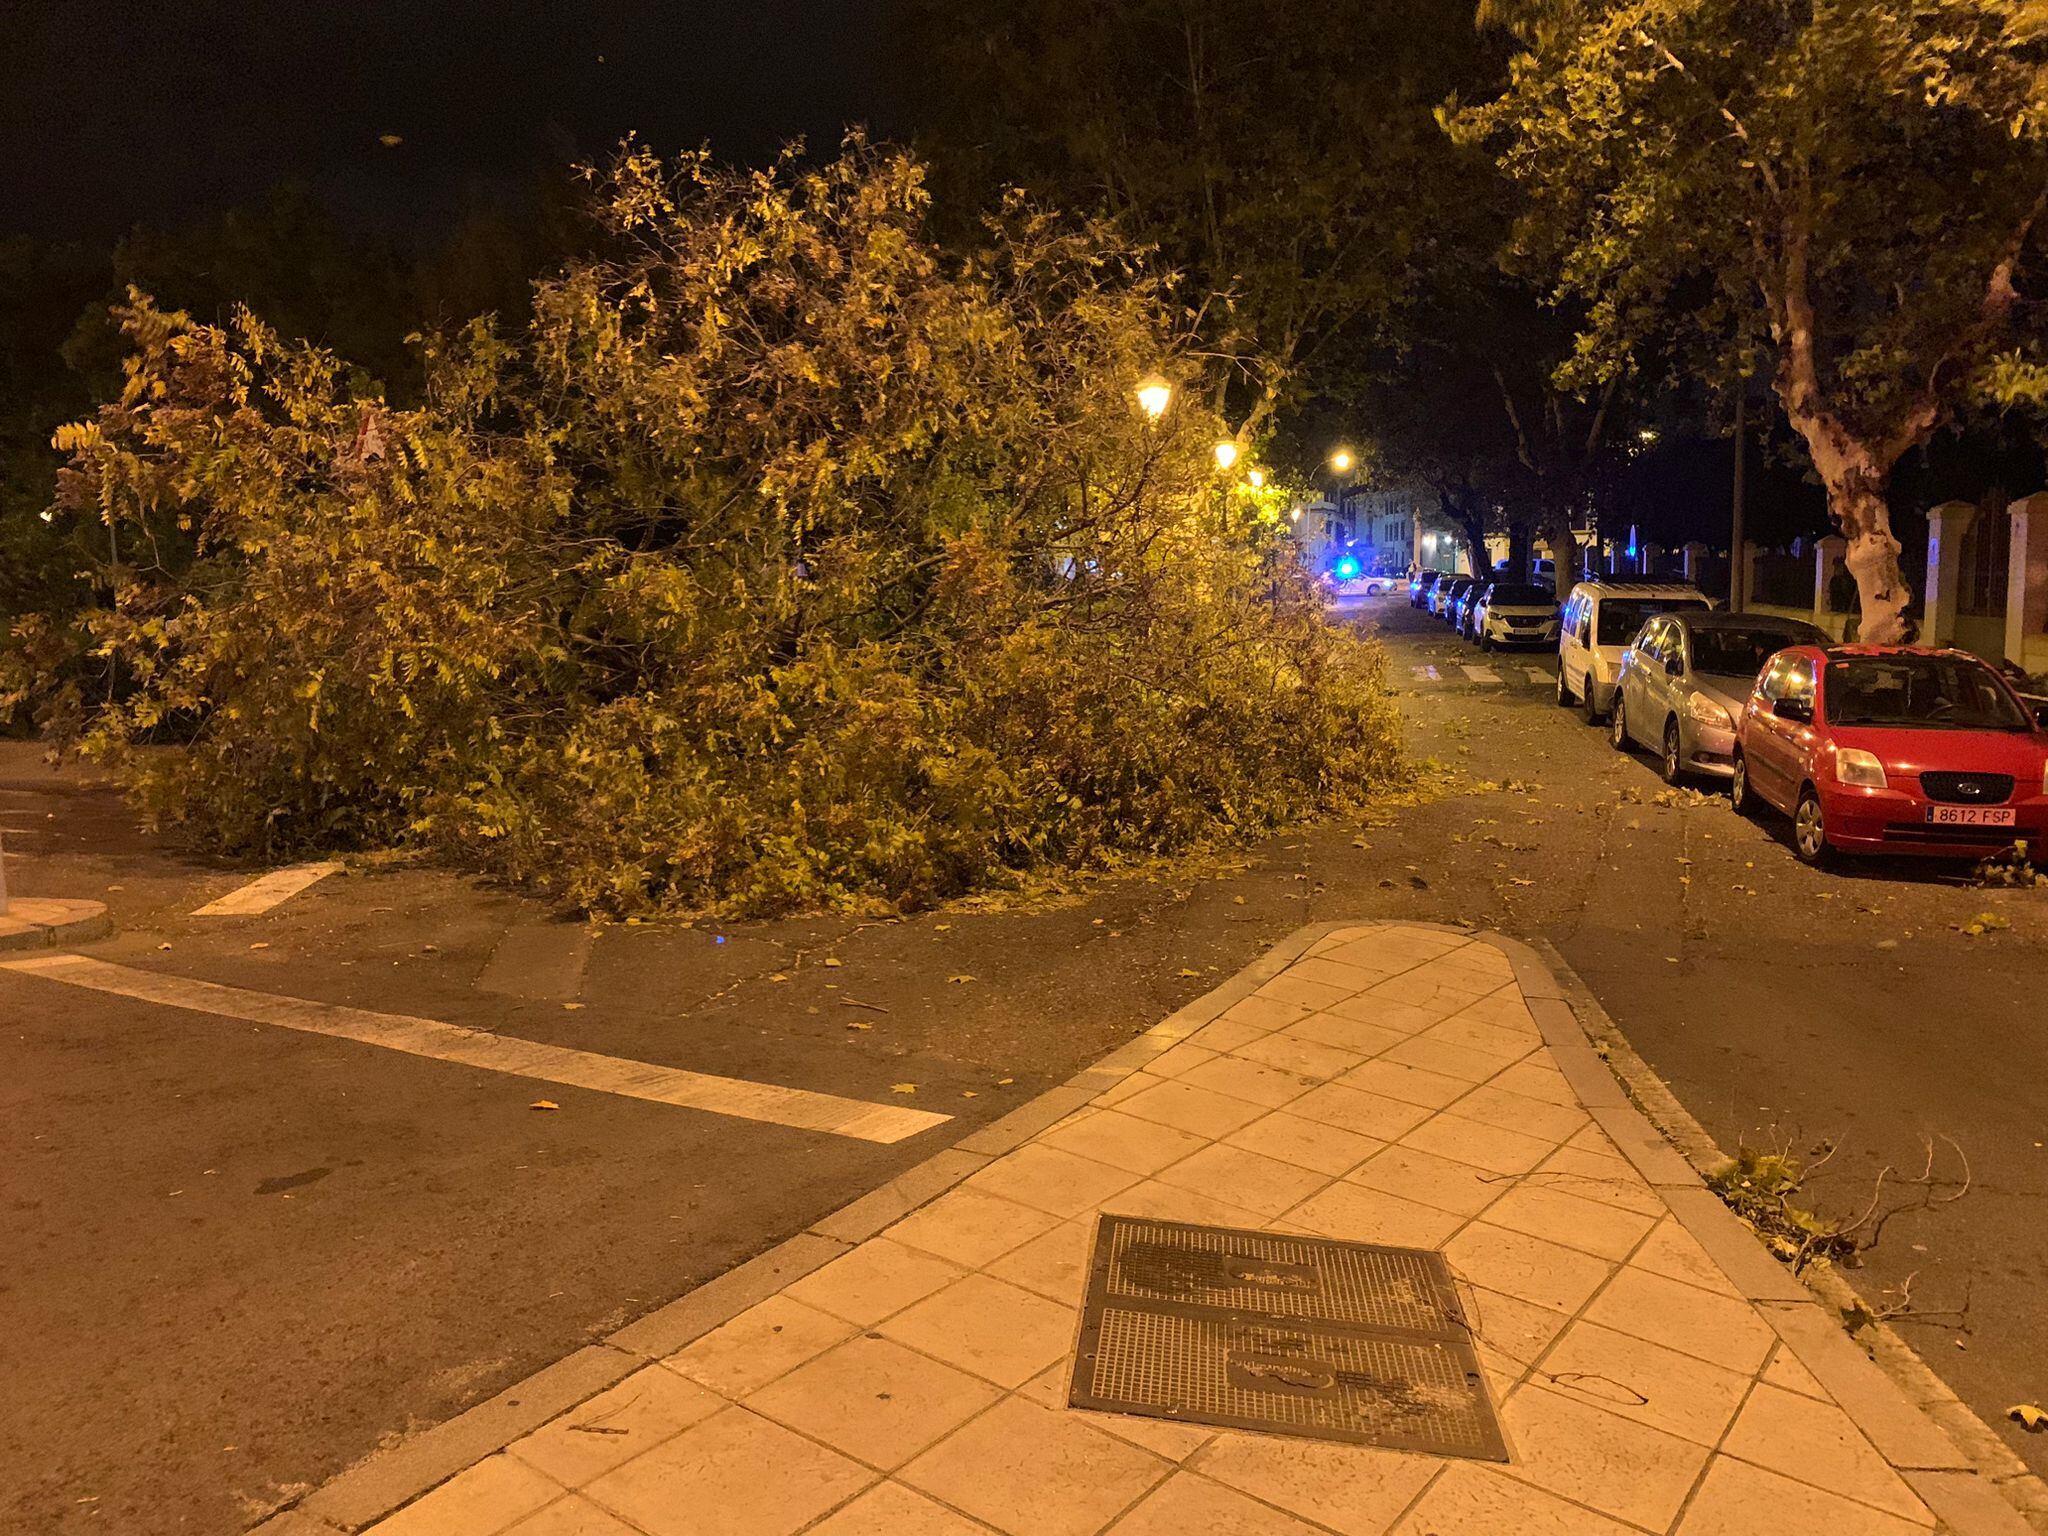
1729 387 1747 612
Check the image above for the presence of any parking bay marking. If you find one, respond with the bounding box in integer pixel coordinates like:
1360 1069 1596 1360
192 861 344 917
0 953 951 1144
1460 665 1502 685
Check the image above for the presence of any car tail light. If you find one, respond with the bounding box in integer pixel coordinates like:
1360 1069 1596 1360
1836 747 1887 789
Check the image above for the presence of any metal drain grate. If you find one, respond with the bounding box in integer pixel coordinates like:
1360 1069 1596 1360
1070 1216 1506 1459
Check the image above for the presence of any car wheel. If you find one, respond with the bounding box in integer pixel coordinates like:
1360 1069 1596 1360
1730 752 1759 817
1480 632 1494 652
1609 697 1629 752
1556 667 1574 708
1661 721 1683 784
1793 785 1832 866
1581 675 1603 724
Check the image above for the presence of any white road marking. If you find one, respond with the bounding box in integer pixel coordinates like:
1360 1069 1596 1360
0 954 950 1144
1461 665 1502 684
1411 665 1441 682
1525 667 1551 684
192 862 344 917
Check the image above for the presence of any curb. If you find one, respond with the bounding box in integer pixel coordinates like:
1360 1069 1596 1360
1516 934 2048 1536
259 920 1361 1534
0 897 112 952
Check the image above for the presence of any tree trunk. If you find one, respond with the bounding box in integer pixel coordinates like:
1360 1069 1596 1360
1827 471 1913 644
1540 508 1580 606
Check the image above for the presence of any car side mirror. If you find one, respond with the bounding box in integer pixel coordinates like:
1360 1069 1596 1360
1772 697 1813 724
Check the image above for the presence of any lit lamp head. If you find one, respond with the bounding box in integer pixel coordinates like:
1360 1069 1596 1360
1213 440 1239 471
1134 373 1174 422
1328 447 1356 476
1246 467 1265 489
1290 505 1303 523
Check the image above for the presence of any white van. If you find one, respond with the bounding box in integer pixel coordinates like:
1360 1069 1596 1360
1557 581 1712 721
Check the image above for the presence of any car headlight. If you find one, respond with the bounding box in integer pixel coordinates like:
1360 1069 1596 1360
1686 694 1733 728
1836 747 1887 788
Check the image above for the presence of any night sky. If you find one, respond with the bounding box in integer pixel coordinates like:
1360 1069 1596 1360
1 1 893 246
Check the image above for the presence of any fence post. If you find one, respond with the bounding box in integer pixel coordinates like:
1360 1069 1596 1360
0 828 9 915
1923 501 1977 649
2006 493 2048 674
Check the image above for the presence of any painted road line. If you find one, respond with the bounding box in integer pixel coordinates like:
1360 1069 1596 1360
1411 665 1441 682
0 953 951 1144
1461 665 1502 684
192 861 344 917
1525 667 1550 684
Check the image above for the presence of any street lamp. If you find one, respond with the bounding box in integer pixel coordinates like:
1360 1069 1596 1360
1328 447 1356 475
1246 467 1265 489
1135 373 1174 422
1213 440 1240 471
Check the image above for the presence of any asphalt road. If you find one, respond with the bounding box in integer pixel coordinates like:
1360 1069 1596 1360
5 595 2046 1533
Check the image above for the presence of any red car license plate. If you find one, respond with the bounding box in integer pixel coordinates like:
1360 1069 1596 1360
1924 806 2016 826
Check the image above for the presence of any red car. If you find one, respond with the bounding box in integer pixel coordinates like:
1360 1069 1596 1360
1731 645 2048 865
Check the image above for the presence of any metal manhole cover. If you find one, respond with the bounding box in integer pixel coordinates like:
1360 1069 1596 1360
1070 1215 1506 1460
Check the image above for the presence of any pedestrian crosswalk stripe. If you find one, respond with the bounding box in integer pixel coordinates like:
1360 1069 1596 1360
0 953 952 1143
1411 665 1440 682
1525 667 1550 684
192 861 342 916
1461 665 1502 684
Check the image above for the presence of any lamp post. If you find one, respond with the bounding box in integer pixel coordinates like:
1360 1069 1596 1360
1135 374 1174 422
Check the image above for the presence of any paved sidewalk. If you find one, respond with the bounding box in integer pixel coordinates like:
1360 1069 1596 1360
306 923 2029 1536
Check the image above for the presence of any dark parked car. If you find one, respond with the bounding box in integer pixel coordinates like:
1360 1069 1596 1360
1410 570 1445 609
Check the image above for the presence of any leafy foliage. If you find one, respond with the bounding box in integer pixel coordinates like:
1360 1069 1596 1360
19 142 1403 916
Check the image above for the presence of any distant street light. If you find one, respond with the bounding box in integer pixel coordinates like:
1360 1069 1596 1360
1290 505 1303 523
1213 440 1240 470
1135 373 1174 421
1328 447 1356 475
1246 467 1265 489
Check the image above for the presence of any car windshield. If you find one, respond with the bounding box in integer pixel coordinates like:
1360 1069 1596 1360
1486 585 1553 606
1825 656 2031 731
1690 627 1810 678
1597 597 1707 645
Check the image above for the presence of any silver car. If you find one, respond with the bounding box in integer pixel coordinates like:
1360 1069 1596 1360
1609 612 1828 782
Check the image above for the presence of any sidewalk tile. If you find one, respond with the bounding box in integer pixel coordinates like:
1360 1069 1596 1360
1532 1320 1752 1446
1116 1078 1269 1138
1378 1036 1515 1084
1186 1018 1269 1054
509 1367 724 1486
1286 956 1400 994
880 1273 1078 1388
502 1495 642 1535
1039 1110 1210 1175
1178 1055 1319 1110
1232 1032 1365 1081
1581 1267 1776 1374
1016 1364 1216 1461
1223 1111 1385 1176
1106 1471 1323 1536
370 1456 561 1536
1220 995 1314 1032
664 1296 856 1398
987 1219 1097 1305
1258 974 1358 1012
1498 1384 1710 1531
1284 1182 1464 1248
1527 1150 1662 1218
1321 994 1442 1035
1105 1180 1269 1228
884 1189 1062 1268
900 1397 1168 1536
1191 1432 1436 1535
1759 1343 1829 1401
1458 1284 1572 1383
1143 1043 1220 1079
1455 989 1542 1030
785 1239 967 1327
1155 1143 1332 1218
1719 1384 1932 1523
1422 1015 1540 1061
1400 1113 1555 1177
1290 1082 1435 1141
1477 1183 1657 1262
582 1407 871 1536
1388 1463 1638 1535
1675 1458 1930 1536
1443 1224 1615 1314
1348 1144 1504 1216
745 1334 1002 1469
1627 1218 1741 1297
1283 1012 1411 1057
966 1145 1145 1219
1487 1059 1579 1108
805 1482 996 1536
1366 972 1494 1017
1338 1059 1471 1110
1446 1084 1588 1144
